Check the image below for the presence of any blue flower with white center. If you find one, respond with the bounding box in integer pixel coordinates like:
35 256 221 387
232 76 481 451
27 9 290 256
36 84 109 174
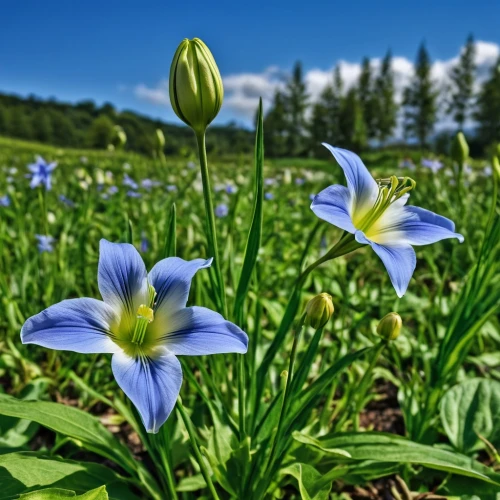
215 203 229 217
28 156 57 190
311 145 464 297
35 235 55 253
21 240 248 433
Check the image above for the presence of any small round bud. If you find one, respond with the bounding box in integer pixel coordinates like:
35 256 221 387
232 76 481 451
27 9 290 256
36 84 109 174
376 312 402 341
451 132 469 165
169 38 223 133
305 293 334 329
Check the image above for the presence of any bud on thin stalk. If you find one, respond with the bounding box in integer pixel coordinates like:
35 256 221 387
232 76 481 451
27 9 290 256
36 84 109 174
305 293 334 329
376 312 402 341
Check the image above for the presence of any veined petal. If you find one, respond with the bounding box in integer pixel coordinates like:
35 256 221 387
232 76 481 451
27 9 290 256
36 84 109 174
153 306 248 355
98 239 149 330
21 298 119 353
111 347 182 433
322 144 378 218
355 230 416 298
148 257 212 323
310 185 356 233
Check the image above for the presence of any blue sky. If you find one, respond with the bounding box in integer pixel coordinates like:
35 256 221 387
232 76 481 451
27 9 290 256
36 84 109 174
1 0 499 127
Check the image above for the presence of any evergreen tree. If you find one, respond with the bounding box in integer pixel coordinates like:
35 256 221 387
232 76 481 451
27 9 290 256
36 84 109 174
32 109 53 143
7 107 33 140
49 110 77 146
474 57 500 146
374 50 397 144
339 88 367 152
448 35 476 130
87 115 114 149
358 57 376 139
283 62 309 156
264 90 288 157
403 43 438 147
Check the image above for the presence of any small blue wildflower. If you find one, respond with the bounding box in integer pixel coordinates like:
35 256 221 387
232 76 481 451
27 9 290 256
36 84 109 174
225 184 236 194
421 158 443 174
35 235 55 253
187 161 196 169
141 179 161 191
28 156 57 190
140 232 149 253
398 159 416 170
264 178 276 186
215 203 229 217
166 185 177 193
0 195 11 207
295 178 305 186
123 174 138 190
127 190 141 198
108 186 119 195
21 240 248 432
59 195 75 208
264 192 274 200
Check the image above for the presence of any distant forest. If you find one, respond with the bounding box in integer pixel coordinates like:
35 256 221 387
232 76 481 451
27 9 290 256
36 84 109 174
0 92 254 156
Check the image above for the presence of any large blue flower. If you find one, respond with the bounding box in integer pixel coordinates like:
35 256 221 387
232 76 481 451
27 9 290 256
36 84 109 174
311 145 464 297
28 156 57 191
21 240 248 433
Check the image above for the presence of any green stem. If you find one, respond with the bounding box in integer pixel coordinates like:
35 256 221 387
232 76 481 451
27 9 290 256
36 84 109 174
155 430 178 500
194 131 227 316
352 340 386 431
238 354 246 439
38 188 49 236
266 313 307 471
176 397 220 500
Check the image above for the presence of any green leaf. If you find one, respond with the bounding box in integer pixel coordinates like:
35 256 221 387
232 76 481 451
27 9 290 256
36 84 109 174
20 485 108 499
294 431 500 485
441 378 500 454
0 395 135 474
280 463 343 500
233 98 264 325
176 475 207 492
163 202 177 258
0 452 138 500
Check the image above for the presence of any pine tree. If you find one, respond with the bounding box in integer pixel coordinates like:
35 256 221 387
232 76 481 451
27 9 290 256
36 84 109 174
264 90 288 157
474 57 500 146
448 35 476 130
283 61 309 156
358 57 376 139
403 43 438 147
7 107 33 140
87 115 114 149
32 109 53 143
374 50 397 144
339 88 367 152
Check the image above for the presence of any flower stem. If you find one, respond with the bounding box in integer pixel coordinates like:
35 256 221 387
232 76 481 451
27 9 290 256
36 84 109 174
194 131 227 316
176 397 220 500
238 353 246 439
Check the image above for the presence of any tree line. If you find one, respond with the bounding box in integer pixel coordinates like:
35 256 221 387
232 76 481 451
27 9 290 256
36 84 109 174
264 36 500 157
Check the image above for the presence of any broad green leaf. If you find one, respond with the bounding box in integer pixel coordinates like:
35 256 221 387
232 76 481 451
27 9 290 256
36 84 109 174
441 378 500 454
176 475 207 492
20 485 108 499
294 431 500 485
0 452 138 500
280 463 342 500
0 394 135 474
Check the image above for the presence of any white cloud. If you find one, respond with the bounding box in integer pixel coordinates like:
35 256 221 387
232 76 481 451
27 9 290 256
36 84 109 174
134 40 499 128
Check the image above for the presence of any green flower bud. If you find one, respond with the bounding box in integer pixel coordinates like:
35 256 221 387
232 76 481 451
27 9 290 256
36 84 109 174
305 293 334 329
169 38 224 134
112 125 127 149
451 132 469 165
493 155 500 180
376 312 402 341
155 129 165 149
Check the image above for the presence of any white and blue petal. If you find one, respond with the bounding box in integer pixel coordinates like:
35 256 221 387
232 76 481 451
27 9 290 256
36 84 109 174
355 231 416 298
310 185 356 233
98 239 149 329
148 257 212 323
322 144 379 218
152 306 248 355
21 298 119 353
111 346 182 433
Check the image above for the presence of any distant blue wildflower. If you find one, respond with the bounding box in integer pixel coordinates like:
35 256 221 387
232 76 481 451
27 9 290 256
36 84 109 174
59 195 75 207
140 232 149 253
166 185 177 192
0 195 11 207
215 203 229 217
123 174 138 190
141 179 161 191
421 158 443 174
295 178 305 186
187 161 196 169
225 184 236 194
28 156 57 190
398 159 416 170
127 190 141 198
264 192 274 200
108 186 119 195
35 235 55 253
21 239 248 432
311 145 464 297
484 166 493 177
264 178 276 186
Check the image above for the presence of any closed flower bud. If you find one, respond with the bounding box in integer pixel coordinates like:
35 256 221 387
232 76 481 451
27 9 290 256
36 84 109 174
493 155 500 180
155 129 165 149
451 132 469 165
376 312 402 341
305 293 334 329
169 38 223 134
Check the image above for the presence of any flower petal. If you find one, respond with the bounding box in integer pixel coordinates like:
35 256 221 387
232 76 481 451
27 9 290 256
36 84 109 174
148 257 212 322
21 298 119 353
112 347 182 433
310 185 356 233
98 239 149 328
153 306 248 355
322 144 378 216
355 231 416 298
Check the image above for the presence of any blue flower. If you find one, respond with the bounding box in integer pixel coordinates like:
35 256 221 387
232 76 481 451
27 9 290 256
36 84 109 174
295 178 305 186
166 185 177 192
35 235 55 253
215 203 229 217
311 145 464 297
59 195 75 208
28 156 57 190
21 240 248 433
141 179 161 191
225 184 236 194
309 193 316 201
123 174 138 190
140 232 149 253
127 190 141 198
421 158 443 174
0 195 10 207
264 192 274 201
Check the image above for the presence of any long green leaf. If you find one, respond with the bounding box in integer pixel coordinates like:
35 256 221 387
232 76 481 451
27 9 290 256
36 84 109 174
163 202 177 258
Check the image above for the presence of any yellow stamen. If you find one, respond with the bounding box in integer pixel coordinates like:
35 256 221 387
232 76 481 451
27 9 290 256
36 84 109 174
131 304 154 345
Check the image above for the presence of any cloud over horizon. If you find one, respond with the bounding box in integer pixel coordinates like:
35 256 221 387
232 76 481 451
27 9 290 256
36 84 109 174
134 41 499 128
